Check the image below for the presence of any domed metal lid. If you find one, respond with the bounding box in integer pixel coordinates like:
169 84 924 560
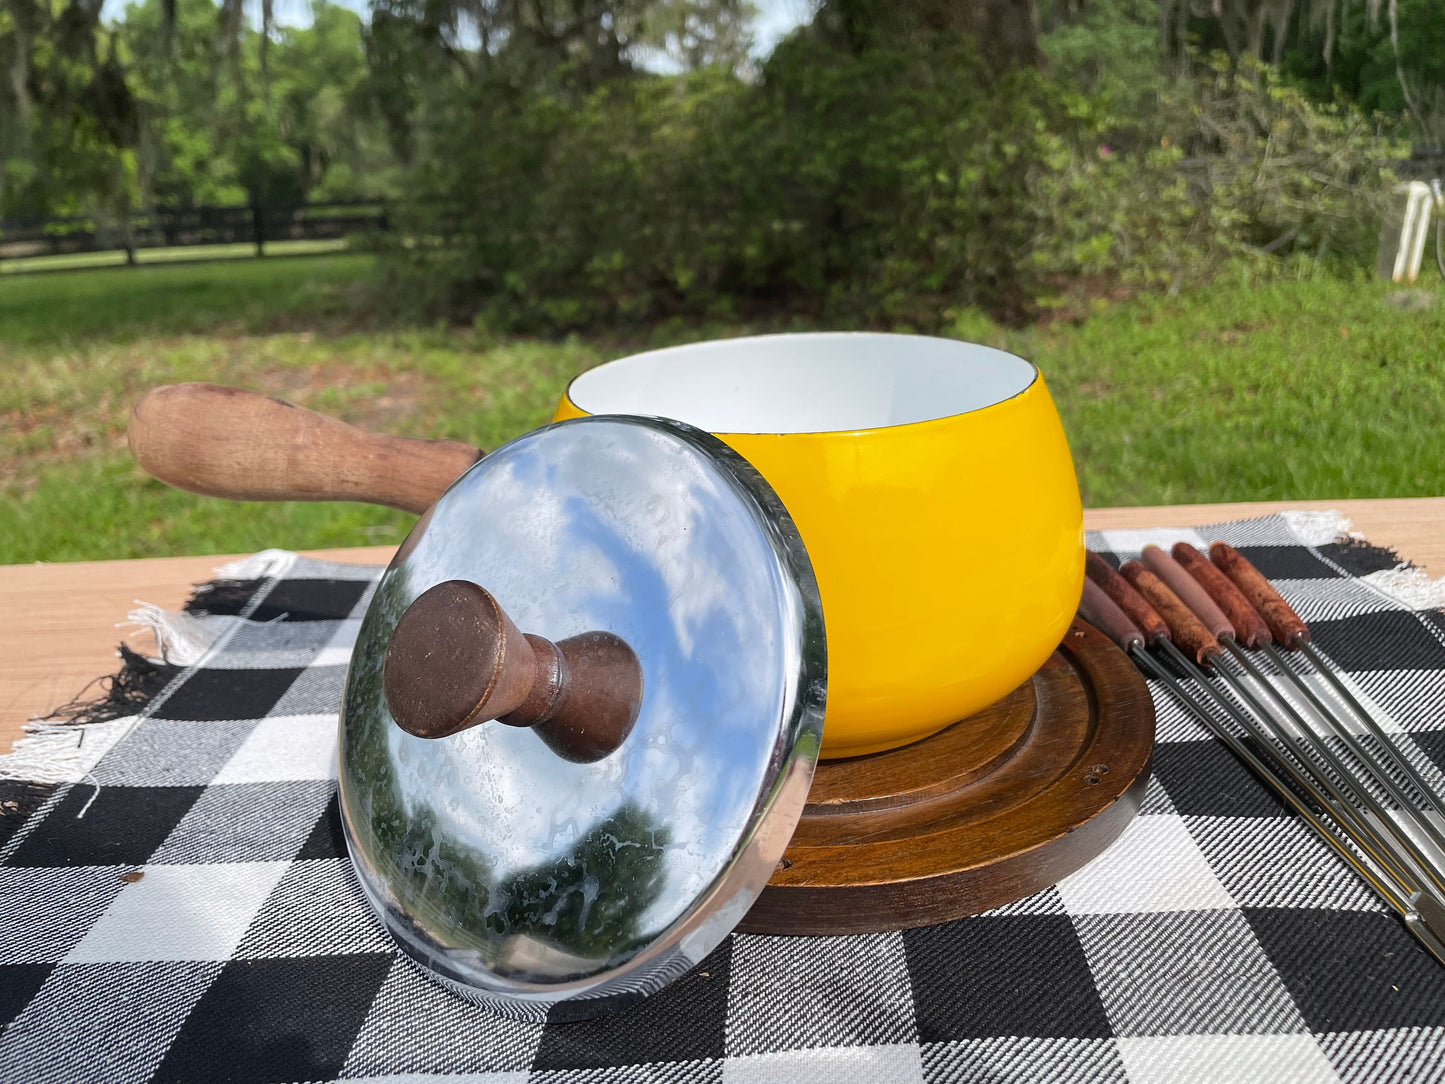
337 415 826 1020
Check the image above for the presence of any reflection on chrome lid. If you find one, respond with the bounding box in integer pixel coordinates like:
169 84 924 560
338 415 826 1019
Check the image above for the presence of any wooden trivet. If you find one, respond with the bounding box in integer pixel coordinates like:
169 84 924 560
741 619 1155 934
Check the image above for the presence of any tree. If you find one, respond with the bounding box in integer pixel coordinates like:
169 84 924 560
362 0 659 87
631 0 757 73
122 0 249 206
1300 0 1445 149
1159 0 1445 147
1 0 142 219
354 0 743 173
264 2 399 197
1 0 402 219
811 0 1042 69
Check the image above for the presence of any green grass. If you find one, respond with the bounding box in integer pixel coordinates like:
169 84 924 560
0 253 376 346
961 270 1445 508
0 239 348 275
2 258 1442 564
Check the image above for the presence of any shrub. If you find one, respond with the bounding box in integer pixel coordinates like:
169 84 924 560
384 34 1094 327
1030 57 1406 301
380 46 1405 331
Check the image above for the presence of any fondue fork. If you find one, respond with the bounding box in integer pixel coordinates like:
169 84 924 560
1137 544 1445 903
1079 578 1431 940
1078 561 1445 965
1083 564 1437 913
1198 542 1445 858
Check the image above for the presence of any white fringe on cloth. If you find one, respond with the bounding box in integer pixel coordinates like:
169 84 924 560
0 718 136 785
0 603 240 785
213 548 298 581
1288 510 1445 612
1281 509 1354 547
122 603 243 668
0 553 291 785
1358 566 1445 611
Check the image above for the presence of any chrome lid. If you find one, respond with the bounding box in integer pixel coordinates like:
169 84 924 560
338 415 826 1020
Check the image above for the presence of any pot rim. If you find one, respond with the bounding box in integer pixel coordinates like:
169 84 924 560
563 331 1041 437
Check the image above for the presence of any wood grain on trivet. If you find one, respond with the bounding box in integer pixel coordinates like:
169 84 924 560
740 618 1156 934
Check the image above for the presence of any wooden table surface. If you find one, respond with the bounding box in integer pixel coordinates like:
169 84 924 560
3 496 1443 755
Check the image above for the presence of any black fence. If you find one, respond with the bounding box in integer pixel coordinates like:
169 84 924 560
0 199 390 266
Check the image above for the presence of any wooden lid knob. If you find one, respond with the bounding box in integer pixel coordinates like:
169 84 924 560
382 580 643 763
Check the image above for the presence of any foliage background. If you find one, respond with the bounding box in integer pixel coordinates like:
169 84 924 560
3 0 1444 563
2 0 1438 326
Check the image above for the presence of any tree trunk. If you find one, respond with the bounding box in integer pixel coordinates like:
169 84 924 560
1269 0 1294 65
820 0 1042 68
1215 0 1243 60
960 0 1042 67
1246 3 1268 61
1175 0 1190 74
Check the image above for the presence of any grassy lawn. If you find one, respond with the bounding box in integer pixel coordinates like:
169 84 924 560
2 258 1442 564
972 271 1445 511
0 239 349 275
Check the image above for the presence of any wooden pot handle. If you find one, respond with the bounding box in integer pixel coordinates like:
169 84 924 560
128 383 483 514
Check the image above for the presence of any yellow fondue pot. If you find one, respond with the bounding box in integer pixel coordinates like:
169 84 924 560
554 332 1084 758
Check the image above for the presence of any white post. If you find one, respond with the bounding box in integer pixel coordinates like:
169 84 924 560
1378 181 1435 284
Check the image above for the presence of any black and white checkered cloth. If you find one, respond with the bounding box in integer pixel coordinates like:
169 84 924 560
4 511 1445 1084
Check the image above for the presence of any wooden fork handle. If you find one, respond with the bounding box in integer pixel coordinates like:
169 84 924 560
128 383 482 514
